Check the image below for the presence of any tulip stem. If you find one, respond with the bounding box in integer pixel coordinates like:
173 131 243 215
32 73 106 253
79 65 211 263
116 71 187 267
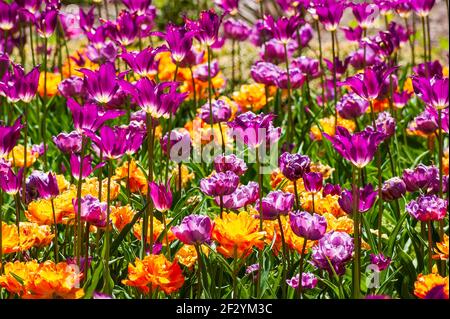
207 45 214 133
426 16 432 62
164 63 179 185
29 24 36 67
296 239 308 299
232 245 238 299
103 160 113 294
42 36 49 170
50 198 59 263
427 221 433 273
14 193 22 260
231 39 235 91
315 21 326 109
331 30 338 130
421 17 428 66
76 138 86 266
189 66 197 121
219 195 224 219
127 155 131 200
277 215 289 298
283 43 293 141
194 244 203 298
22 102 28 204
293 181 300 210
84 222 90 281
98 149 103 202
352 166 361 299
256 147 263 231
311 193 315 214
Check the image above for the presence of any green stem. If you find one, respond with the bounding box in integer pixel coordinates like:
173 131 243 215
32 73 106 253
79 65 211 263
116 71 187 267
42 36 48 170
0 191 3 274
283 43 293 141
315 21 325 109
277 215 289 298
427 221 433 273
50 198 59 263
22 103 28 203
164 63 179 184
331 30 338 129
352 166 361 299
76 138 86 266
296 239 308 299
293 181 300 210
207 46 214 133
194 244 203 298
103 160 113 294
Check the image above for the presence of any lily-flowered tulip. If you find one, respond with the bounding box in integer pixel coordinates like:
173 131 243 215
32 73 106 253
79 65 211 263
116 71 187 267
402 164 439 193
0 117 22 157
289 211 327 240
323 126 384 168
0 64 40 103
70 154 101 180
215 0 239 15
186 9 223 47
413 61 443 78
73 195 108 227
227 112 281 149
163 24 194 64
200 171 239 197
316 1 345 31
172 214 212 245
340 65 396 102
264 14 303 45
120 78 187 118
79 62 122 105
52 131 82 153
67 98 125 134
411 0 435 17
122 0 152 15
352 2 379 29
223 18 251 41
85 126 129 160
149 182 173 213
338 184 378 215
279 152 311 181
341 26 363 42
106 11 138 46
255 190 294 220
0 163 23 195
35 172 59 199
370 253 391 271
160 129 192 161
322 183 341 197
412 76 449 110
406 194 447 221
0 1 17 31
36 9 58 38
121 46 166 78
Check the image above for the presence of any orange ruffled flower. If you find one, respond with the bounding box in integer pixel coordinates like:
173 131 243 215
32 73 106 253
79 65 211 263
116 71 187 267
111 205 136 232
232 83 269 112
323 213 354 234
212 211 265 258
301 192 346 217
0 260 84 299
38 72 62 97
6 145 39 168
175 244 209 269
114 159 148 194
414 273 449 299
171 164 195 191
1 222 54 254
310 116 356 141
434 234 449 260
122 254 185 294
133 217 176 245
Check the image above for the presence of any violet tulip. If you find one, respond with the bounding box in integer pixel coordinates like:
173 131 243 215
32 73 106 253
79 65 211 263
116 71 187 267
336 93 369 119
121 46 166 78
73 195 108 228
223 18 251 41
303 172 323 193
289 211 327 240
213 154 247 176
286 273 318 290
412 76 449 110
406 194 447 221
370 253 391 271
35 171 59 199
215 181 259 209
70 154 100 181
0 117 22 157
338 184 378 215
164 24 194 64
316 1 345 31
255 190 294 220
264 14 303 45
0 64 40 103
149 182 173 213
198 99 232 124
186 9 223 47
160 129 192 161
79 62 122 105
52 131 82 154
250 61 280 86
36 8 58 38
0 165 23 195
352 2 379 29
85 126 129 160
200 171 239 197
381 177 406 201
279 152 311 181
172 214 212 245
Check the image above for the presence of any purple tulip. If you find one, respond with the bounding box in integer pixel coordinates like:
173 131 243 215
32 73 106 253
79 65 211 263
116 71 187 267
428 107 449 134
0 117 22 157
411 107 438 134
316 1 345 31
122 0 152 15
412 76 449 110
0 1 18 31
323 183 342 197
186 9 223 47
67 98 125 134
160 129 192 162
402 164 439 193
311 231 354 276
85 126 129 160
122 124 145 156
86 41 118 65
215 0 239 15
227 111 281 149
52 131 82 154
406 194 447 221
276 68 305 90
200 171 239 197
199 99 232 123
413 61 443 78
392 91 411 109
369 111 396 140
324 57 350 80
255 190 294 220
79 62 122 105
0 163 23 195
323 126 384 168
216 181 259 210
340 65 396 102
250 61 281 86
245 263 260 281
303 172 323 193
370 253 391 271
297 23 314 48
70 154 101 181
264 14 303 45
149 182 173 213
36 9 58 38
121 46 166 78
73 195 107 228
163 24 194 64
261 39 296 64
223 18 251 41
289 211 327 240
194 60 220 82
35 171 59 200
338 184 378 215
58 76 86 99
172 214 212 245
93 292 113 299
336 93 369 119
286 272 318 290
213 154 247 176
279 152 311 181
292 56 321 79
0 64 40 103
381 177 406 201
352 2 379 29
120 78 187 118
341 26 363 42
79 6 95 33
106 11 139 46
411 0 435 17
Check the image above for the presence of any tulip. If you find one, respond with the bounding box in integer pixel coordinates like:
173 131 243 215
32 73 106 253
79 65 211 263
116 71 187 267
52 131 82 154
213 154 247 176
0 117 22 157
149 182 173 213
338 184 378 215
255 190 294 221
172 214 212 245
289 211 327 241
381 177 407 201
73 195 108 228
